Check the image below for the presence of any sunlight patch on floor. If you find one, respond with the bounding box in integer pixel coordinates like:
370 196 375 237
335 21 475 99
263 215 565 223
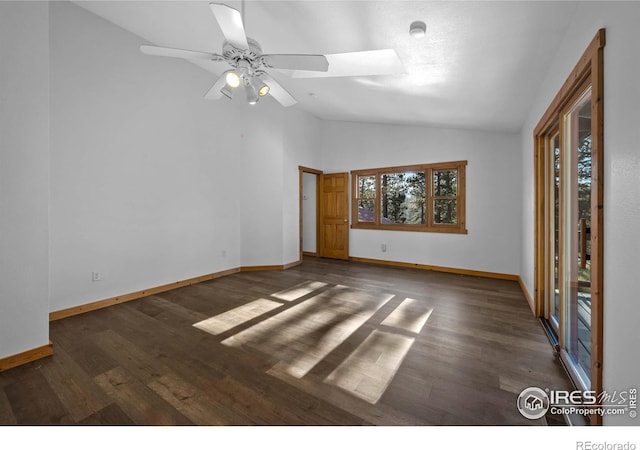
324 330 414 404
380 298 433 334
271 280 328 301
222 285 394 378
192 298 283 335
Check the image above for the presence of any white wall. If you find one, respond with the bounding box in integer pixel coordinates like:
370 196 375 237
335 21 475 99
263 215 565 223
283 112 322 262
49 1 244 311
302 172 317 253
237 96 322 267
520 2 640 425
238 103 286 266
320 120 522 275
48 1 321 311
0 1 50 358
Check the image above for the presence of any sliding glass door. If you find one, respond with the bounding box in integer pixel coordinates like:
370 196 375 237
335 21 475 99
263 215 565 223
534 29 604 425
542 86 594 390
561 87 592 390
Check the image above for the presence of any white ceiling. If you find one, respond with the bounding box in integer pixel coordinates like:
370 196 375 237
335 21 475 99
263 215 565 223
74 1 579 132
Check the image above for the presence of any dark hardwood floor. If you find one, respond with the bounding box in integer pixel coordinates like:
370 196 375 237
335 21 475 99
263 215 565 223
0 257 571 425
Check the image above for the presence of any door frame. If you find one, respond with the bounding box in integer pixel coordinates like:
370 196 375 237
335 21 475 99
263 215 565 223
533 29 604 425
298 166 322 261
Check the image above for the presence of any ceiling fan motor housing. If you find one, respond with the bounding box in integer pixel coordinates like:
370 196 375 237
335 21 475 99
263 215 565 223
222 39 269 87
222 38 263 65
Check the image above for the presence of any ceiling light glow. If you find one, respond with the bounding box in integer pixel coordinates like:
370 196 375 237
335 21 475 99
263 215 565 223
225 71 241 88
258 84 270 97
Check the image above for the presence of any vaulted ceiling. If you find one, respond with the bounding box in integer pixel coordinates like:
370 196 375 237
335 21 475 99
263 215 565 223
74 1 579 132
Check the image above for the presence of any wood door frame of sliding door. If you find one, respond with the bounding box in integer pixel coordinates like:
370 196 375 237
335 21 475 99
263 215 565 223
533 29 604 426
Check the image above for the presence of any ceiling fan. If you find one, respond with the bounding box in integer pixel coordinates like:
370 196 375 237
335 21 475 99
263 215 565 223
140 2 403 107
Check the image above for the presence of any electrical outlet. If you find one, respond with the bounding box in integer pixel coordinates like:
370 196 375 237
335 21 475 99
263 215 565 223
381 243 387 252
91 271 101 282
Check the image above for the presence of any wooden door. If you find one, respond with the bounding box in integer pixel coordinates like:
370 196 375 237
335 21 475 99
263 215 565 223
319 172 349 260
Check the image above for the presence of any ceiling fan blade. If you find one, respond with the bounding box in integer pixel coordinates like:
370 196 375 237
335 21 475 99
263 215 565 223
140 45 224 62
204 72 229 100
262 54 329 72
258 73 296 107
287 49 404 78
209 3 249 50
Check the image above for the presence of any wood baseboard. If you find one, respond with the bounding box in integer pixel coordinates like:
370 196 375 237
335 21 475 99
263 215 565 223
240 265 284 272
302 251 318 257
283 259 303 270
241 260 302 272
49 267 241 321
0 341 53 372
50 261 302 322
349 256 519 281
49 257 524 323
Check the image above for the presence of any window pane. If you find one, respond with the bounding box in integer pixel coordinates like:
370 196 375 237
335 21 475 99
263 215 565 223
433 170 458 196
551 133 561 331
380 171 426 224
434 199 457 224
563 88 592 388
357 175 376 223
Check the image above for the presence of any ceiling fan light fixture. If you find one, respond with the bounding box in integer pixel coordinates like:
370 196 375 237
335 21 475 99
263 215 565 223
409 21 426 39
246 82 259 105
221 84 234 99
225 70 241 88
258 84 270 97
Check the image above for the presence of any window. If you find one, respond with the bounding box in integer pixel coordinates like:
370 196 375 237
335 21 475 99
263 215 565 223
351 161 467 233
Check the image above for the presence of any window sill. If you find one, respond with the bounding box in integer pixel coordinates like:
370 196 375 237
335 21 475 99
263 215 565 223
351 224 468 234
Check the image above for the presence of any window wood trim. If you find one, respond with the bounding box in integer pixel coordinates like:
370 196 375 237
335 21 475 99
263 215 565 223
351 160 467 234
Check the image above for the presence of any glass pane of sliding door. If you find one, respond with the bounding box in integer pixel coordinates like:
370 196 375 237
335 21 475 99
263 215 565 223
562 87 592 389
547 132 561 334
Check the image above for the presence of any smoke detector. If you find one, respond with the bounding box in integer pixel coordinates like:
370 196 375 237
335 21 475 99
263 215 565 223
409 21 426 39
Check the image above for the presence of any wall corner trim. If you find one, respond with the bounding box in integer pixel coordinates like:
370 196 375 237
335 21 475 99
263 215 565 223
0 341 54 372
517 276 535 314
283 259 303 270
